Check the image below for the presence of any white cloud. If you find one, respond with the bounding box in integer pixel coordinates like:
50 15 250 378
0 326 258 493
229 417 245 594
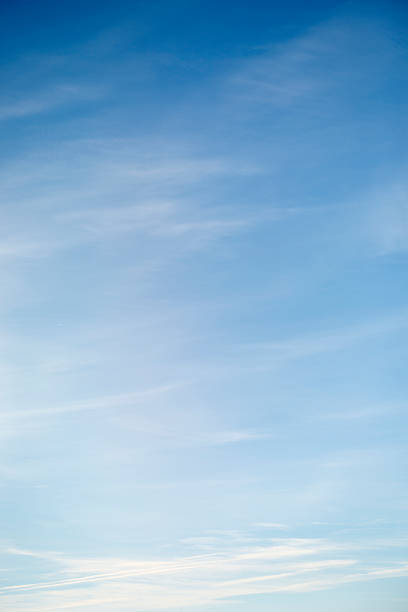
0 535 406 610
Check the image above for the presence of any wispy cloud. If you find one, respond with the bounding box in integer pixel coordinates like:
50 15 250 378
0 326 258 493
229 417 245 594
1 534 406 610
0 27 147 122
241 310 408 364
255 522 290 530
0 383 185 419
57 200 253 244
0 84 103 121
225 15 404 114
0 138 269 263
363 175 408 255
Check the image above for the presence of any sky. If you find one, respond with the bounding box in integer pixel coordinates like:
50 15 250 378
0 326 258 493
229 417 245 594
0 0 408 610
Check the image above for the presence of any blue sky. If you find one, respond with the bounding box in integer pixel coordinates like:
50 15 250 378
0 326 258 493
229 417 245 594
1 1 408 610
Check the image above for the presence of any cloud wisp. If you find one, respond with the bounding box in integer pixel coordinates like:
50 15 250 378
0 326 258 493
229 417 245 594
1 534 407 611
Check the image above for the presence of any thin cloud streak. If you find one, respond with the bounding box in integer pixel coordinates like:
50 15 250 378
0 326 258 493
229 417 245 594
0 84 103 121
242 311 408 363
0 383 186 419
1 535 407 610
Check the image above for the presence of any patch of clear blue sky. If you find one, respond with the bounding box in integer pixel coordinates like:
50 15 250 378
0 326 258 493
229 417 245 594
0 1 408 610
